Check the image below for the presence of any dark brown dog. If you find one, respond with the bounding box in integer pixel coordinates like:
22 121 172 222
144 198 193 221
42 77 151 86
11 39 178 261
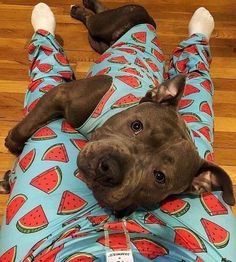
3 0 235 217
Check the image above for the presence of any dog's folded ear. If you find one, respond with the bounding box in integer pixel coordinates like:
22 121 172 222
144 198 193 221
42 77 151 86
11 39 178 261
140 74 186 108
186 160 235 206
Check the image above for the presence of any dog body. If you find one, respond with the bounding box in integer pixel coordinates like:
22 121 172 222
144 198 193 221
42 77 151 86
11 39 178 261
1 1 236 261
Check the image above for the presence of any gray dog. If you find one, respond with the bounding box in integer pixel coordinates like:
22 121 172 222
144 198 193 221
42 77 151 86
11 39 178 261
4 0 235 217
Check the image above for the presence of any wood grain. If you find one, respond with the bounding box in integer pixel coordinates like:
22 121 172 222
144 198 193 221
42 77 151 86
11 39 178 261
0 0 236 226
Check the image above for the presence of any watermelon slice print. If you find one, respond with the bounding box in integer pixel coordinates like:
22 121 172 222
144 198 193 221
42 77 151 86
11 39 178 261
16 205 48 233
39 84 55 93
160 196 190 217
37 63 53 73
200 79 212 94
57 190 87 215
41 45 54 56
144 213 166 226
151 48 165 62
151 36 160 48
145 58 159 72
201 218 230 248
111 94 140 109
116 75 141 88
182 113 201 123
0 246 17 262
6 194 27 225
42 143 69 162
54 53 69 66
119 66 143 77
116 47 137 55
28 98 40 112
92 85 116 118
74 169 86 183
200 101 212 116
129 44 145 52
57 226 81 241
33 243 64 261
61 120 78 133
134 57 148 70
31 126 57 141
178 99 194 110
105 220 149 234
183 84 200 96
19 149 36 172
112 41 126 48
97 233 128 250
28 78 44 92
63 252 96 262
108 56 129 64
176 58 189 72
37 29 50 36
30 166 62 194
51 76 63 82
28 42 37 54
70 139 88 151
198 126 211 142
185 45 198 55
174 227 206 253
95 66 111 76
173 46 183 58
204 150 214 162
95 52 112 64
23 237 48 261
131 238 168 259
147 24 155 31
58 71 73 79
200 192 228 216
87 214 110 226
188 72 202 79
197 61 208 71
132 31 147 44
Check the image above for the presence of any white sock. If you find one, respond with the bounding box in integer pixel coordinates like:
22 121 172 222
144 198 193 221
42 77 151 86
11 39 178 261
31 3 56 35
188 7 215 41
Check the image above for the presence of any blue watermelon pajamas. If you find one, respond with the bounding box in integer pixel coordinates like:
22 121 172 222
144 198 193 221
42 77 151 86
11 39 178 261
0 24 236 262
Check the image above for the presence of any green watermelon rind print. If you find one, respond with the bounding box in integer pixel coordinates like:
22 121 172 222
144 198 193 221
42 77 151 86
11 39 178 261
16 205 48 234
19 149 36 172
41 143 69 162
0 245 17 262
31 127 57 141
30 166 62 194
62 252 96 262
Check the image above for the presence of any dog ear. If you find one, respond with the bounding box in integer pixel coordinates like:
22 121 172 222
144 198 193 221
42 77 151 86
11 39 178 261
187 160 235 206
140 74 186 108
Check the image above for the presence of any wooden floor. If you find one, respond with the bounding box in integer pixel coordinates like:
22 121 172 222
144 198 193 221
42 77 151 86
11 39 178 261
0 0 236 225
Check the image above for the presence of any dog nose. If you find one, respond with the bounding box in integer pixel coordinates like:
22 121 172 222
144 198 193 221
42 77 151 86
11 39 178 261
95 157 122 186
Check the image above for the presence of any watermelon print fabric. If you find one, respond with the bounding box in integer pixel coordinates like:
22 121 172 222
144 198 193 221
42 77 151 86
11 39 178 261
0 24 236 262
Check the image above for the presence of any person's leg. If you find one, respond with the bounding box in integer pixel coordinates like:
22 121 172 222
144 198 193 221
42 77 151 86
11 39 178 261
0 4 95 261
160 7 236 261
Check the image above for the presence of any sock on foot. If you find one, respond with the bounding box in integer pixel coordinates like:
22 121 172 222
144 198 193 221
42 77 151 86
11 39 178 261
188 7 214 41
31 3 56 35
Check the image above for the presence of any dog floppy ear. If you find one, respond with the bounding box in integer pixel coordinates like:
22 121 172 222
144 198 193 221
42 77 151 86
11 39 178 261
187 160 235 206
140 74 186 108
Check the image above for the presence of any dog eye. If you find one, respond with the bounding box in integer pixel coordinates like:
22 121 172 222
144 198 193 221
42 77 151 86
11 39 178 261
153 170 166 184
131 120 143 134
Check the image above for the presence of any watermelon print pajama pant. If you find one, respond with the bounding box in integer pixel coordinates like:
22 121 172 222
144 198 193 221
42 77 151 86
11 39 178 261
0 24 236 262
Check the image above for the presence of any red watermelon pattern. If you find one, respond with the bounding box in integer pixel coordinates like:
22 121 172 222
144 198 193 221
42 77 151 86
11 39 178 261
31 126 57 141
19 149 36 172
6 194 28 225
42 143 69 162
57 190 87 215
0 246 17 262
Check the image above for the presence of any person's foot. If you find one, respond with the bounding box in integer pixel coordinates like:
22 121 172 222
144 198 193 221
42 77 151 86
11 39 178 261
31 3 56 35
188 7 214 41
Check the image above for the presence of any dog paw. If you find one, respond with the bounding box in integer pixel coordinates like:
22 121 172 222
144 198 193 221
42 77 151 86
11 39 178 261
5 129 24 155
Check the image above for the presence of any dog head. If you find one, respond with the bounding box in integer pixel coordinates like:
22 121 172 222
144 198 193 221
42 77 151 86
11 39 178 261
78 75 235 216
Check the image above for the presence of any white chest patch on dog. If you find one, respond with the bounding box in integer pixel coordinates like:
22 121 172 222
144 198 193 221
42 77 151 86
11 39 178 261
106 250 134 262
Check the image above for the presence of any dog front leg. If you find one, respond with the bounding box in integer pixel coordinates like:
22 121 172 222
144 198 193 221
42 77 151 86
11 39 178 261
5 75 112 155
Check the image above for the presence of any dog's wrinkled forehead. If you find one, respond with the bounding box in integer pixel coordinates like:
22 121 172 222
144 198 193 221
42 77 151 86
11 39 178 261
92 101 186 143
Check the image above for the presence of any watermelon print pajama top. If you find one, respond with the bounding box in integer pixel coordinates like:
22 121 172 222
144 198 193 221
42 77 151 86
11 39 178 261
0 24 236 262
